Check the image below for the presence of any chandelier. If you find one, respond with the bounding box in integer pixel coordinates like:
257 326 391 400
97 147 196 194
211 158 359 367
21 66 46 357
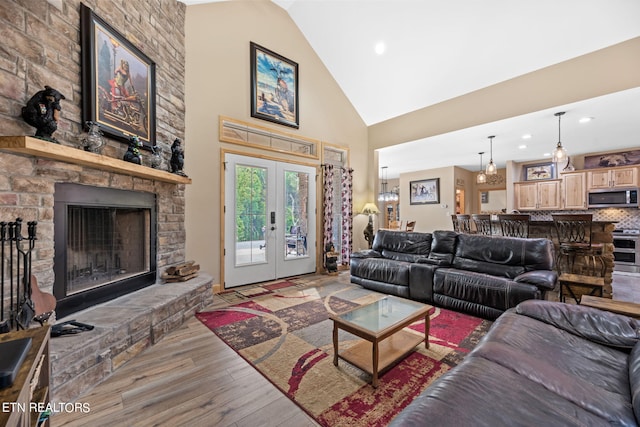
378 166 398 202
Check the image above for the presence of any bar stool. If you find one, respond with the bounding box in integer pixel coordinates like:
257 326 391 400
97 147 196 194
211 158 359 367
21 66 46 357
405 221 416 232
451 215 460 232
472 214 492 235
498 214 530 237
455 214 472 234
552 214 604 276
552 214 605 304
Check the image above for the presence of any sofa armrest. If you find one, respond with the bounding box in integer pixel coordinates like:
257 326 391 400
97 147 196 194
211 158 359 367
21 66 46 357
409 263 436 302
514 270 557 291
515 300 640 350
351 249 382 259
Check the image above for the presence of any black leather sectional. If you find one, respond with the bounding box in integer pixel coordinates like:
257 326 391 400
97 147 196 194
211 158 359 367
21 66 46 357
350 229 557 319
390 300 640 426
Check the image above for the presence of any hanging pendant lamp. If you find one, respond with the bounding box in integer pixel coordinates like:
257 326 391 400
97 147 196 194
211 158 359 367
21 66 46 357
476 152 487 184
485 136 497 175
552 112 568 163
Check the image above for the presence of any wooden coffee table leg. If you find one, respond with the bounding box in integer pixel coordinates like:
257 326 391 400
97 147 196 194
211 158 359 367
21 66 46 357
332 322 339 366
424 314 430 349
372 339 379 388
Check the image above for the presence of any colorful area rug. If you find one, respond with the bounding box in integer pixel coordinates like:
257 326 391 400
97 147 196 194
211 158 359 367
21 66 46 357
197 277 492 426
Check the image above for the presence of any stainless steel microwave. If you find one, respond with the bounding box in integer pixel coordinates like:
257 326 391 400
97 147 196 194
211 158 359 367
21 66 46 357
587 187 639 208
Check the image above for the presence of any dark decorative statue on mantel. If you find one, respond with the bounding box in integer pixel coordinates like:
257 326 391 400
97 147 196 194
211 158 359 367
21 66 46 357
170 138 187 176
123 135 142 164
21 85 66 142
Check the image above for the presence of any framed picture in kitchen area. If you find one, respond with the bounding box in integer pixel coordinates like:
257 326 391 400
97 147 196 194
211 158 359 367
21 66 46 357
80 3 156 149
410 178 440 205
250 42 299 129
523 163 555 181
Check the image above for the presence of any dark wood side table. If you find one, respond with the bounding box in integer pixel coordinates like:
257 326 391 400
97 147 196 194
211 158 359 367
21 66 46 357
558 273 605 304
580 295 640 318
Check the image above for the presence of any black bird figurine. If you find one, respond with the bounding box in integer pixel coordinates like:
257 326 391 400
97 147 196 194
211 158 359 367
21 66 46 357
123 135 142 164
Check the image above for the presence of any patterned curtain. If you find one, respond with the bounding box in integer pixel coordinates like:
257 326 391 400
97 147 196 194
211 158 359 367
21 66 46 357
340 168 354 264
322 164 335 267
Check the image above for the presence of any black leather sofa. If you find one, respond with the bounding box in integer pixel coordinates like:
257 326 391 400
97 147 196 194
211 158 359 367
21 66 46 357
350 230 557 319
390 300 640 426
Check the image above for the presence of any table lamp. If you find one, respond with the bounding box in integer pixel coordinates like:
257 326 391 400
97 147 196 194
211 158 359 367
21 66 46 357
361 202 380 248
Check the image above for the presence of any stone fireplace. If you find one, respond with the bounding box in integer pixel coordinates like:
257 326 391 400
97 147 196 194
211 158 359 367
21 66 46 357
53 183 158 317
0 136 190 304
0 136 213 403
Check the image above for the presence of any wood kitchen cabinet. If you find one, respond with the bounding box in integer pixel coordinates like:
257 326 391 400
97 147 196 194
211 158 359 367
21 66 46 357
514 179 562 211
562 171 587 210
587 166 638 189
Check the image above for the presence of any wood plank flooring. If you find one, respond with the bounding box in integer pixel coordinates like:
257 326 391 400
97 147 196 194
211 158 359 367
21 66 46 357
51 287 319 427
51 271 640 426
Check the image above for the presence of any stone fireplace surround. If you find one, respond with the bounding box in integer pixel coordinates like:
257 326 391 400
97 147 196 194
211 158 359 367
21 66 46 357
0 136 212 403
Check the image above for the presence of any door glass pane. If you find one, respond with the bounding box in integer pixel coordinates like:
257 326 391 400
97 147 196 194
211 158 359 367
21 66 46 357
284 170 309 259
235 165 267 265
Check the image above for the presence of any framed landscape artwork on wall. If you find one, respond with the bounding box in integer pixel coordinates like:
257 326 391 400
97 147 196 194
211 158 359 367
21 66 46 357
250 42 299 129
81 4 156 149
584 150 640 169
410 178 440 205
523 163 555 181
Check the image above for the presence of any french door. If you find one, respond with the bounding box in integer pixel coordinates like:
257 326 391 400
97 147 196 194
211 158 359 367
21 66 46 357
224 153 316 288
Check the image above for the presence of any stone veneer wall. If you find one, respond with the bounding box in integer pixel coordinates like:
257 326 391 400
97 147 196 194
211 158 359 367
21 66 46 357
0 155 186 290
0 0 187 295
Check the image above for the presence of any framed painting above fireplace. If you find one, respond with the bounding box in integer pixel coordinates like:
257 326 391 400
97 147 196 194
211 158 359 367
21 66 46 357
80 3 156 149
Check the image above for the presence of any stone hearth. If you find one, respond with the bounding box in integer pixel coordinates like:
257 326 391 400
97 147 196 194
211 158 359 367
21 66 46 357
49 273 213 403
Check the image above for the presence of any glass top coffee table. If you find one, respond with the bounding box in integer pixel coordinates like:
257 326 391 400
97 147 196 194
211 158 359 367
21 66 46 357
330 295 432 388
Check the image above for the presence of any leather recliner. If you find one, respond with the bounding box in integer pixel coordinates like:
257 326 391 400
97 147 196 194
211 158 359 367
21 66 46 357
350 230 557 320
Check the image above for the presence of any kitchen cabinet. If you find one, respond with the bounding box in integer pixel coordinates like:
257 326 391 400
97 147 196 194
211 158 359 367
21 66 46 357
587 166 638 189
514 179 561 211
562 171 587 210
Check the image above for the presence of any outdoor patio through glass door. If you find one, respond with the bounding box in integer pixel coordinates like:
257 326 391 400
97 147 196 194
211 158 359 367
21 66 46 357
224 153 316 288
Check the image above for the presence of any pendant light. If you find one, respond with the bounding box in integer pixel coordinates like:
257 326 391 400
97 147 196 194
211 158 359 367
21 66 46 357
485 136 497 175
476 152 487 184
552 111 568 163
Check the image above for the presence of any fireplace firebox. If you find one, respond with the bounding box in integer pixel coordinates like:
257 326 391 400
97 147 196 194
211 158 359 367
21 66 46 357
54 183 157 317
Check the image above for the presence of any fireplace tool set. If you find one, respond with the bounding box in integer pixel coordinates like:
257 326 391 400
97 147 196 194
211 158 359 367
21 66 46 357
0 218 54 333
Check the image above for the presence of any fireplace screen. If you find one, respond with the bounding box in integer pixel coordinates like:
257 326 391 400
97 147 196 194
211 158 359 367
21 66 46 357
66 206 150 295
54 183 157 317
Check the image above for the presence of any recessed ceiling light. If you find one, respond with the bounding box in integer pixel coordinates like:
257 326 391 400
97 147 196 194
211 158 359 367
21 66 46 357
375 42 385 55
579 117 594 123
521 134 532 139
518 144 527 150
543 152 551 157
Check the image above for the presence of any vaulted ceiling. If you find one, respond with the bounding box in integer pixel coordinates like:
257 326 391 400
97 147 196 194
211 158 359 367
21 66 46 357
186 1 640 177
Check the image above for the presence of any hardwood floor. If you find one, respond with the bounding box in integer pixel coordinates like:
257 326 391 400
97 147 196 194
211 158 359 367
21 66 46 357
51 283 320 427
51 271 639 426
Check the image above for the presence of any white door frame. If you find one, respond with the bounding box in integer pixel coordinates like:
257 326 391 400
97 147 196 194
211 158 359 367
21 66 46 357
223 152 317 288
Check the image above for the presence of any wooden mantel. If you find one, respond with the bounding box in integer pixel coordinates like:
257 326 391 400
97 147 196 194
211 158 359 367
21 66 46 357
0 136 192 184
